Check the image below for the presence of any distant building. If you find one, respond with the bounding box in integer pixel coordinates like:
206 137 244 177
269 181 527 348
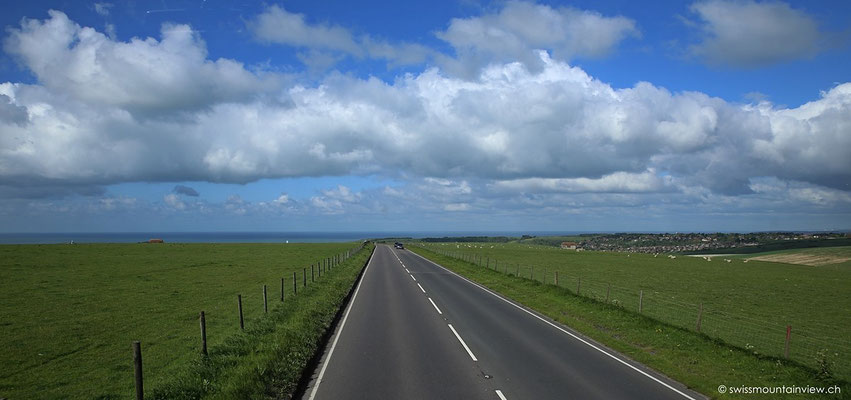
148 239 164 243
560 241 577 250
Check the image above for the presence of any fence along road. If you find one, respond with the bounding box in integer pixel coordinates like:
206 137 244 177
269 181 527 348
304 244 705 399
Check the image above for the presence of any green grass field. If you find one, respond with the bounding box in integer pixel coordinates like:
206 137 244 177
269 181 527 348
417 242 851 380
0 242 366 399
410 246 848 399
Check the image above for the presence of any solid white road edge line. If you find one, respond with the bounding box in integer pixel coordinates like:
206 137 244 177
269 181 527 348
428 297 443 314
495 389 508 400
407 250 698 400
448 323 478 362
307 246 376 400
417 283 426 293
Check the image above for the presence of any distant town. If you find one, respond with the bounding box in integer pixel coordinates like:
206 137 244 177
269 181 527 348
413 232 851 255
562 232 850 254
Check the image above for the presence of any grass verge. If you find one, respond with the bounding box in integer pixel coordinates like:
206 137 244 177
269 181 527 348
149 242 373 399
410 245 849 400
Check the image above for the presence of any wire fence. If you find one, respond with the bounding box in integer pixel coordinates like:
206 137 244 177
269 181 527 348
129 242 369 400
418 244 850 381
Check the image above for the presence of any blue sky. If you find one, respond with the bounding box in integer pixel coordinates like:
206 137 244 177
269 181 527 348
0 0 849 233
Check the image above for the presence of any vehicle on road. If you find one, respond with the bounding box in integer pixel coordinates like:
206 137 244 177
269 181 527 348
394 242 404 249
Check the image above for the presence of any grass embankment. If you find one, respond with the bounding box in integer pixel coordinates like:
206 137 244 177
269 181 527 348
410 246 849 400
0 242 372 399
417 242 850 380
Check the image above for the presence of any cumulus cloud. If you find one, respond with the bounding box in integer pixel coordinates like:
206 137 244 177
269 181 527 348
249 5 362 55
93 3 113 17
436 1 638 76
492 170 673 194
1 10 849 215
687 0 823 67
249 5 432 69
0 94 28 126
3 10 278 118
163 193 186 210
173 185 199 197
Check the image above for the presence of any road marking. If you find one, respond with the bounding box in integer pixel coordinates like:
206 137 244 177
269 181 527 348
495 389 508 400
408 250 698 400
448 324 478 361
405 268 410 273
307 246 376 400
417 283 426 293
428 297 442 314
410 274 417 282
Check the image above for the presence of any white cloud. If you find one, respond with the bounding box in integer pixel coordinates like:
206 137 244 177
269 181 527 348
274 194 290 205
1 11 849 211
93 3 113 16
249 5 362 55
3 10 278 117
492 170 672 194
688 0 822 67
249 5 432 70
436 1 638 76
163 193 186 210
444 203 471 211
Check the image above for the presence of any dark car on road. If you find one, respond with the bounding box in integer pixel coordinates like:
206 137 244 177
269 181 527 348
394 242 404 249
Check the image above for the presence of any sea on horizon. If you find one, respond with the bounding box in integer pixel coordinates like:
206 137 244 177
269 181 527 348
0 231 581 245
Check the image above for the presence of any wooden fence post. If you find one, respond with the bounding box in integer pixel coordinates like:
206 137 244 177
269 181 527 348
784 325 792 358
555 271 559 286
303 268 307 287
606 284 611 303
530 266 534 280
639 290 644 313
696 303 703 332
200 311 207 356
576 277 581 295
133 341 143 400
238 295 244 330
263 285 268 313
293 272 297 295
281 277 285 301
312 265 315 282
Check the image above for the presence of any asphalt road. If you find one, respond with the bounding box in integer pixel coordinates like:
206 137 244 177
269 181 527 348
304 244 705 400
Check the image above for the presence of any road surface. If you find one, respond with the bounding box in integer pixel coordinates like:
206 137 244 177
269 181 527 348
303 244 704 399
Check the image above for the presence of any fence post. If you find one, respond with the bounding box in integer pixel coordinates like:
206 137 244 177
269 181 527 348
516 264 520 277
200 311 208 356
238 295 244 330
312 265 315 282
696 303 703 332
263 285 268 313
639 290 643 313
132 341 143 400
606 284 611 303
784 325 792 358
576 277 581 295
281 278 285 301
495 260 498 271
530 266 534 280
487 257 490 269
555 271 559 286
293 272 297 295
303 268 307 287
